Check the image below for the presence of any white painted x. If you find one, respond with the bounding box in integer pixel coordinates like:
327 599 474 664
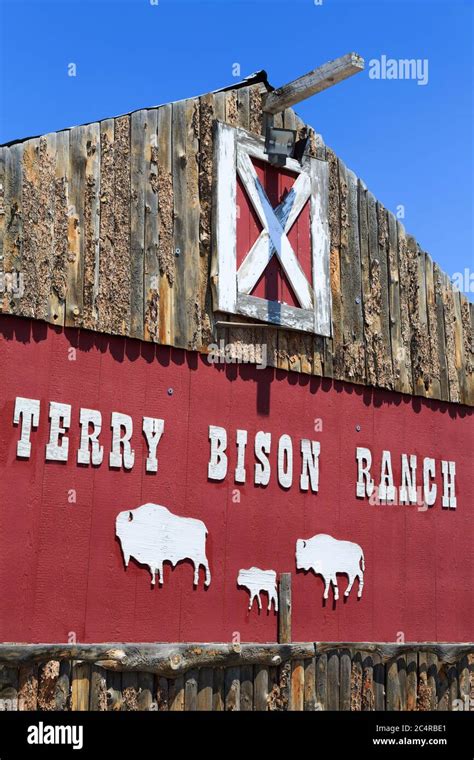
236 149 313 309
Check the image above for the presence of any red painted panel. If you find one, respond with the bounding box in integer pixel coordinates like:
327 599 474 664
236 159 312 308
0 316 472 643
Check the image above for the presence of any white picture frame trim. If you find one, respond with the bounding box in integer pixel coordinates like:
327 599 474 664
212 122 332 336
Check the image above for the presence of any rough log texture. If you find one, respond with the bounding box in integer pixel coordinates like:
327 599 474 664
0 82 471 405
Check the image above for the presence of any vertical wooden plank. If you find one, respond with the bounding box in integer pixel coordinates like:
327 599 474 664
327 650 340 710
278 573 292 643
386 658 402 711
0 146 5 309
130 109 147 339
304 657 316 711
156 676 169 711
427 652 438 710
433 263 450 401
406 651 418 711
365 192 389 388
458 655 470 710
66 127 86 327
213 91 225 122
398 655 407 711
249 83 264 136
240 665 253 711
2 143 23 315
55 660 71 711
437 663 450 711
237 86 250 130
358 180 371 384
425 254 442 399
37 660 60 711
290 659 304 711
185 97 202 349
197 668 213 711
254 666 269 712
459 292 474 405
197 92 214 347
441 272 460 402
172 98 201 349
387 211 411 394
171 99 187 347
339 164 365 384
316 653 328 711
169 675 185 711
97 115 131 335
18 664 38 711
225 667 240 711
412 245 430 396
212 668 225 712
326 148 342 378
157 104 174 345
20 135 57 321
373 654 385 710
453 289 468 404
137 672 154 711
121 671 139 711
267 666 280 711
0 666 19 711
418 652 431 711
396 222 414 395
81 123 100 331
350 651 363 711
375 203 394 387
50 130 69 326
113 114 131 335
106 671 122 711
340 649 351 711
447 663 459 711
143 108 160 342
361 653 375 711
184 669 198 712
97 118 115 333
71 662 90 711
89 665 107 711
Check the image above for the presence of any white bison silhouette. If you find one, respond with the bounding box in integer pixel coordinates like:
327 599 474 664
116 503 211 588
296 533 365 601
237 567 278 611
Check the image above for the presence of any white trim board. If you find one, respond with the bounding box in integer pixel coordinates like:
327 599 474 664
212 122 332 336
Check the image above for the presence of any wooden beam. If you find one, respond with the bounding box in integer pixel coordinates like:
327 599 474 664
263 53 364 114
278 573 292 643
313 643 473 665
0 643 313 676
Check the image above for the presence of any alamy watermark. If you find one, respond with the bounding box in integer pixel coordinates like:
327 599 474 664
369 55 429 86
451 268 474 294
207 339 267 370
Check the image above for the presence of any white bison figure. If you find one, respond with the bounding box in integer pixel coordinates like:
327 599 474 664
116 503 211 588
296 534 365 601
237 568 278 611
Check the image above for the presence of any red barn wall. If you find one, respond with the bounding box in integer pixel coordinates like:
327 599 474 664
0 316 472 643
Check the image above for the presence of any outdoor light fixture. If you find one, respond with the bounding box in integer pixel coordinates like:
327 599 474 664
264 125 296 165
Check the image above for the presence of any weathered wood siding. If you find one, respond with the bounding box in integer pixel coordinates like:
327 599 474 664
1 83 472 405
1 645 472 712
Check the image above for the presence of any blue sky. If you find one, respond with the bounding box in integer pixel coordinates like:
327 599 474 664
0 0 472 287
